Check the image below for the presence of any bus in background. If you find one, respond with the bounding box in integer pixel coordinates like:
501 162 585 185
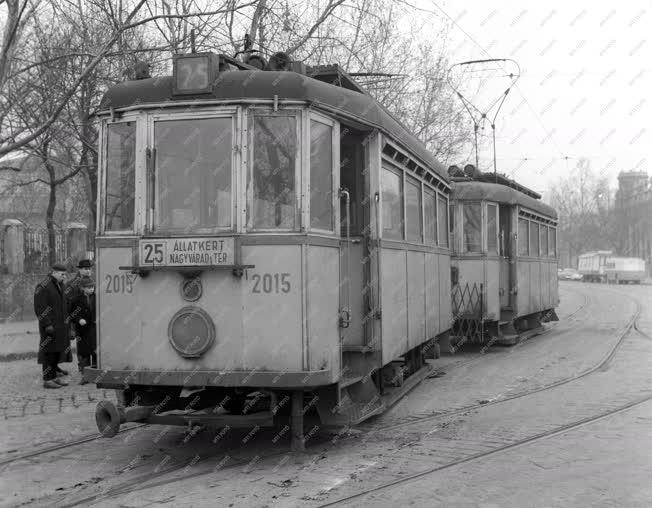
578 250 612 283
605 257 646 284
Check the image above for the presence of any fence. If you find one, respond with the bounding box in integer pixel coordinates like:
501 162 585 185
1 220 91 274
1 221 93 320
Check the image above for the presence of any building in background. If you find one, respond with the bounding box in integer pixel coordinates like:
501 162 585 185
615 170 652 275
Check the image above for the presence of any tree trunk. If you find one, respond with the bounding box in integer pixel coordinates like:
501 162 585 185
46 163 57 267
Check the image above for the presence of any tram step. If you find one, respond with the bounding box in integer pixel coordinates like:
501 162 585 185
335 399 386 425
342 345 376 353
339 375 364 389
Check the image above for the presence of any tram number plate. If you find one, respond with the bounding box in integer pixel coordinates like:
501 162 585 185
139 237 234 267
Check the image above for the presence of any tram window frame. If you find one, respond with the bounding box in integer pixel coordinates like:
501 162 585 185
518 218 529 256
530 221 540 257
462 202 482 254
448 202 454 250
438 193 449 248
549 226 557 257
423 186 437 246
308 114 338 234
540 223 548 257
246 111 301 232
150 113 236 233
381 164 404 240
405 175 423 244
486 202 498 255
102 119 138 234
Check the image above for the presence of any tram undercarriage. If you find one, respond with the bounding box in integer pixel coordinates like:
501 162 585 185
449 309 559 348
90 337 444 449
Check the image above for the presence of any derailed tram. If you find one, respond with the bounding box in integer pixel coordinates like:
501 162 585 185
87 51 453 445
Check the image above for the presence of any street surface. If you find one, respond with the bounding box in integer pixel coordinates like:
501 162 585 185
1 281 651 507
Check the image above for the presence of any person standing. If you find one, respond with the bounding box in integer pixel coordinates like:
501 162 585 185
69 278 96 384
34 264 71 389
65 259 93 302
65 258 93 374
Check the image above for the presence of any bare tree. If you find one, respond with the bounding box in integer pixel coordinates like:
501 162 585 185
547 158 617 267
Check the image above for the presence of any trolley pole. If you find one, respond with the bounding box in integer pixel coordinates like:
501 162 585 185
291 390 305 452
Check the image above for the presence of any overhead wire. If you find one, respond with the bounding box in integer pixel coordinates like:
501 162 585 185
402 0 569 168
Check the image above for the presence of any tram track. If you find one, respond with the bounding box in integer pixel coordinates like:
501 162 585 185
318 394 652 507
63 288 646 508
368 287 639 434
309 288 647 506
4 286 617 506
0 423 146 468
421 285 592 391
57 287 618 506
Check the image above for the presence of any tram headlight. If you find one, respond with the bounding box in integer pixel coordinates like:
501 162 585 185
168 306 215 358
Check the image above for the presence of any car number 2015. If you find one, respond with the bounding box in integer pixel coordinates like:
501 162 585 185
104 274 134 294
251 273 291 294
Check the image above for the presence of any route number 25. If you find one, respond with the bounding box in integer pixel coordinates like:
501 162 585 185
143 242 164 264
251 273 291 294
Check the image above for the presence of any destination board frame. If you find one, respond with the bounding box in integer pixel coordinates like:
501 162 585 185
139 237 236 267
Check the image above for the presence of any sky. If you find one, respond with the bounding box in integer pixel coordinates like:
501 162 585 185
409 0 651 196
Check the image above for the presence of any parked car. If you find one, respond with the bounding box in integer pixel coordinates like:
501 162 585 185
558 268 583 281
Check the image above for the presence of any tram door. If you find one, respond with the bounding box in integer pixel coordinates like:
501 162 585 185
498 205 512 310
339 130 368 347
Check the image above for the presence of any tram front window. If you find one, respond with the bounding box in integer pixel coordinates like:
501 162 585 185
248 115 298 230
105 122 136 232
463 203 481 253
154 117 232 231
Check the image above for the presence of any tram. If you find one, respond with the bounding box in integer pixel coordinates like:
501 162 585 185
578 250 613 282
448 166 559 345
87 51 452 445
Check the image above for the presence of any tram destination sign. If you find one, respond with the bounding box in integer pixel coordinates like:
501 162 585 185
139 237 234 267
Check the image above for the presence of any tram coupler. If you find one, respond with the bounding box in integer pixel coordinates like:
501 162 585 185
95 400 154 438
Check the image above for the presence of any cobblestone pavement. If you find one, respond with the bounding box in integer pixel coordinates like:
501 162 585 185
2 283 651 508
0 360 110 419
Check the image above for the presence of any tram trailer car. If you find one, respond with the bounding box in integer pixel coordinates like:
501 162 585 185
605 257 646 284
87 51 453 440
448 168 559 344
578 250 613 282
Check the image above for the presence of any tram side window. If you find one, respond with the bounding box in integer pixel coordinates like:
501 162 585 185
540 224 548 257
310 120 333 231
487 203 498 254
424 188 437 245
406 176 422 243
154 118 232 231
105 122 136 232
530 222 540 257
248 116 297 229
463 203 481 253
446 201 453 248
382 166 403 240
518 218 529 256
438 196 449 247
549 227 557 256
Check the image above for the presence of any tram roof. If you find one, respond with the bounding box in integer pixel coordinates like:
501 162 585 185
99 70 449 181
451 180 558 219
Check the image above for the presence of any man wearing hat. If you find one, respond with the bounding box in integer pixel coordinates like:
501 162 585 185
69 277 96 384
65 259 94 377
65 259 93 302
33 264 71 388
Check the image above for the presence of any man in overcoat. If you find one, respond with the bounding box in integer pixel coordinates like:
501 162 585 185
69 278 96 384
34 264 71 388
